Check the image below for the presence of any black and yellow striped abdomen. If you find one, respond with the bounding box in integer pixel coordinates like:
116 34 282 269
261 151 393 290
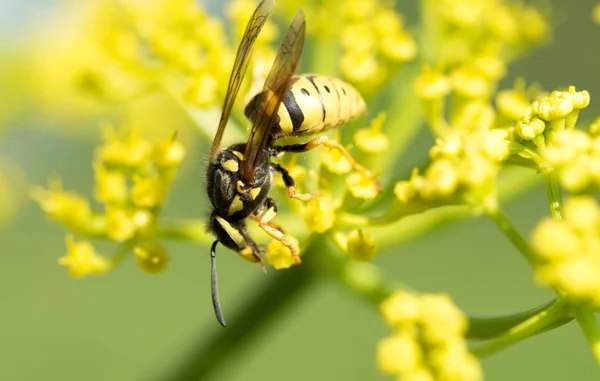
245 74 366 140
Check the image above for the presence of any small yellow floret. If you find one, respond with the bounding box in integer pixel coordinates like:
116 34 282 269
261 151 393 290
30 181 91 228
152 137 186 168
353 113 389 153
377 334 422 375
380 291 421 327
95 166 127 204
266 236 299 270
135 242 169 274
346 229 378 262
346 171 380 200
59 236 110 277
304 195 335 233
131 175 166 208
105 207 136 242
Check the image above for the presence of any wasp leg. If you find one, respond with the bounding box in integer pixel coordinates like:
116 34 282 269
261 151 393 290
253 197 301 264
272 136 372 176
269 162 313 201
211 214 264 266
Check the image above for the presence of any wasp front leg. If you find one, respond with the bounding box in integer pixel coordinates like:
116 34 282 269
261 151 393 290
252 197 301 264
270 162 314 201
272 136 372 176
209 213 264 266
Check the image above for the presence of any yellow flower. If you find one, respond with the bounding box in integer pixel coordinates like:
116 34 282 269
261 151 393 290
184 73 219 107
59 236 110 277
419 293 468 342
516 118 546 141
414 69 452 100
346 229 378 262
97 127 152 169
131 175 166 208
105 206 136 242
304 195 335 233
266 236 299 270
322 147 352 174
134 242 169 274
95 165 127 204
377 334 422 375
152 136 186 168
450 66 490 99
595 3 600 24
30 179 91 228
531 197 600 305
379 32 417 62
346 172 381 200
378 291 480 381
380 291 421 327
532 220 580 262
496 84 532 121
353 113 389 153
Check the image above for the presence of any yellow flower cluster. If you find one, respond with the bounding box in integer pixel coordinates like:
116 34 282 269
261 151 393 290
32 126 185 276
540 128 600 193
415 0 550 138
339 0 417 91
432 0 549 66
277 0 416 93
378 291 482 381
394 127 509 207
27 0 269 116
508 86 590 149
532 197 600 305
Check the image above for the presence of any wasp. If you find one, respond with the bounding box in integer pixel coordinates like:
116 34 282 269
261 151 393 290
206 0 367 327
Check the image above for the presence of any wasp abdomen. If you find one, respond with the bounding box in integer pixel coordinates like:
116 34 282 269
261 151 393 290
245 74 366 140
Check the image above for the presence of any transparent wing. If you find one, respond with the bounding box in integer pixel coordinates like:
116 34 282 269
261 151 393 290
209 0 274 161
241 9 306 183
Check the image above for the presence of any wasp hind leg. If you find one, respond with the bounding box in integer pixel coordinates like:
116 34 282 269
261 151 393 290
272 136 373 176
252 197 301 264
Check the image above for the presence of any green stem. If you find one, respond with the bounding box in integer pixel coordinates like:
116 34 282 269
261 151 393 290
321 240 566 341
155 240 320 381
470 299 569 358
108 240 136 268
574 307 600 366
486 205 538 265
544 172 564 220
158 219 213 243
468 299 573 340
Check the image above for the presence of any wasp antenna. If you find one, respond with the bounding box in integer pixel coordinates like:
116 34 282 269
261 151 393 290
210 240 227 327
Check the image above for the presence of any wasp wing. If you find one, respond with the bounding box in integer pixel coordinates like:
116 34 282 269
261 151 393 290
241 9 306 184
209 0 274 161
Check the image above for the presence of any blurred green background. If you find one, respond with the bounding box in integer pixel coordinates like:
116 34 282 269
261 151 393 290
1 0 600 380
